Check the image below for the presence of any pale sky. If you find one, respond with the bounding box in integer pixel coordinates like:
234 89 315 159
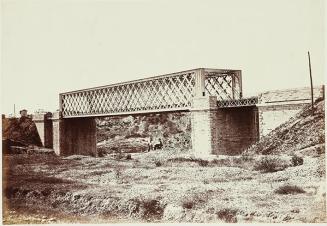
1 0 325 115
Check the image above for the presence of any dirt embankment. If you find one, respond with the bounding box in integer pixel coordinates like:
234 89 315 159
2 117 42 153
247 98 325 156
96 112 191 153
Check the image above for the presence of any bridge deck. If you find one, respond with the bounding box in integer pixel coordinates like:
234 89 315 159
60 68 243 118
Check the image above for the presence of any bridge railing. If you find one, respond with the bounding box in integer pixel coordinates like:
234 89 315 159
60 68 242 118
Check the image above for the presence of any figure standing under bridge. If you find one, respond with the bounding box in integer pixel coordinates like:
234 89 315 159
147 137 163 151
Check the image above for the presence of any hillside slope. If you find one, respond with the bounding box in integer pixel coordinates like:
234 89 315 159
2 117 42 150
96 112 191 153
247 98 325 156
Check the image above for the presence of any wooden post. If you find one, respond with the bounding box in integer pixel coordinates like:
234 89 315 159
308 51 314 116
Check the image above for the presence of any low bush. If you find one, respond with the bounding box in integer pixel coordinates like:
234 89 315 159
128 198 164 220
182 200 194 209
154 160 162 167
97 147 107 157
216 208 238 223
168 157 195 163
125 133 147 139
198 159 209 167
254 156 288 172
291 155 303 166
125 154 132 160
114 150 124 160
168 157 209 166
275 185 306 195
142 199 164 220
210 158 233 167
180 192 209 210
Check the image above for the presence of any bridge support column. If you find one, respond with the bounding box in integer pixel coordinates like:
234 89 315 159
52 112 97 156
191 96 219 157
32 112 53 148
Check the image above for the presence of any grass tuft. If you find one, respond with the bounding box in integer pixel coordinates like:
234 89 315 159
216 208 238 223
275 185 306 195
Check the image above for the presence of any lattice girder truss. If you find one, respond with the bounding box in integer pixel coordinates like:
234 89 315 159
60 68 243 118
217 97 258 108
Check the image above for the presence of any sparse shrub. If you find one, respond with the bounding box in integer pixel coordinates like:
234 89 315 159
241 154 254 162
254 156 288 173
126 154 132 160
180 192 208 210
168 157 192 163
182 200 194 209
210 158 233 167
198 159 209 167
275 185 306 195
114 150 124 160
261 146 276 155
114 165 124 181
125 133 147 139
168 157 209 166
154 160 162 167
316 144 325 155
128 198 164 220
291 155 303 166
216 208 238 223
141 199 164 220
97 147 107 157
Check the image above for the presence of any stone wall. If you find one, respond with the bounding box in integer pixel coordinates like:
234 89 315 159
32 112 53 148
214 106 259 155
257 86 324 137
191 96 219 156
52 113 97 156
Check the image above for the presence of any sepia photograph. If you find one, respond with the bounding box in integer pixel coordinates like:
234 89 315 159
1 0 326 224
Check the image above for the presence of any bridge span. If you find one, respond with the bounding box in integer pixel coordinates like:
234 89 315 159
36 68 263 156
60 68 249 118
33 70 323 157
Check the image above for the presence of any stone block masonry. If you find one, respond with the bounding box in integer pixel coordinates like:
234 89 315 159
32 112 53 148
257 86 324 137
215 106 259 155
191 96 259 156
191 96 219 157
52 112 97 156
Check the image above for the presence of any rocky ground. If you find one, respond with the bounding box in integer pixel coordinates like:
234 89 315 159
96 112 191 153
2 116 42 153
2 99 326 224
3 152 326 223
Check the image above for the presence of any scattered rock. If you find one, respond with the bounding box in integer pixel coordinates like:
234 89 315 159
291 208 300 213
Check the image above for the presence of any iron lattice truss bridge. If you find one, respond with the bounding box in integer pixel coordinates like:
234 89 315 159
60 68 257 118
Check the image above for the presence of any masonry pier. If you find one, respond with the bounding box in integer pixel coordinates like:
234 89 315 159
32 112 53 148
52 112 97 156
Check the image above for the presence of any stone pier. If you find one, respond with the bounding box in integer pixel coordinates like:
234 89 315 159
32 112 53 148
191 96 219 156
52 112 97 156
215 106 259 155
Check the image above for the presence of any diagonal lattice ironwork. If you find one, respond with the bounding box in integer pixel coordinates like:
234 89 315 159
217 97 258 108
204 69 242 100
60 68 243 118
